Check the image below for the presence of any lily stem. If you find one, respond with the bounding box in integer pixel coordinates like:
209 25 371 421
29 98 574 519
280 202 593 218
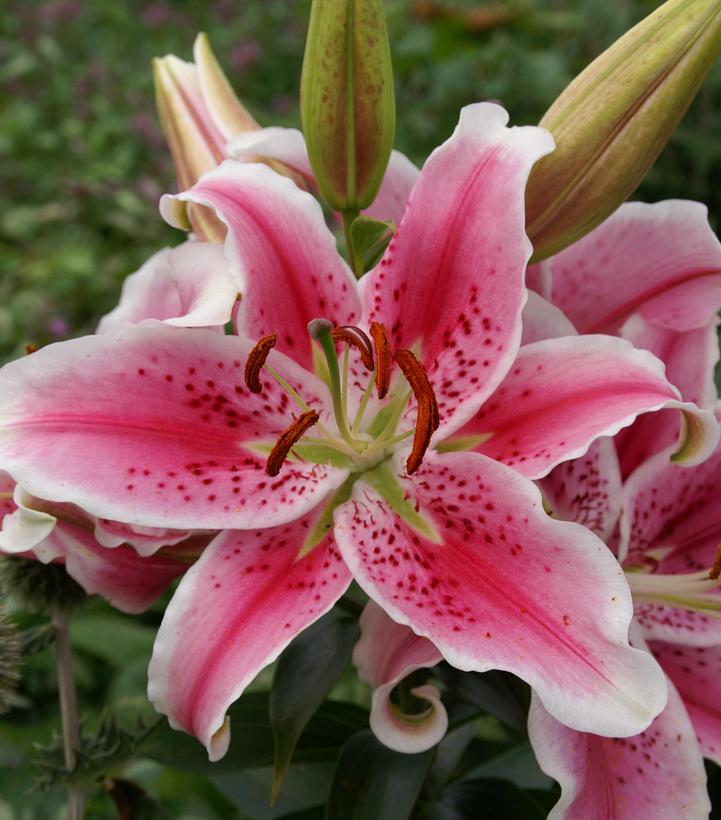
341 210 363 279
53 609 84 820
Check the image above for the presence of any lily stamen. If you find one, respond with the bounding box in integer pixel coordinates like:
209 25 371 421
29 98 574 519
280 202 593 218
331 326 375 372
370 321 392 399
395 349 439 474
244 334 277 393
266 410 320 476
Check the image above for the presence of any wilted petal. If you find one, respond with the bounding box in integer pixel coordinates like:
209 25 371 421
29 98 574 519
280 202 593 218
353 600 446 753
362 103 554 437
0 324 346 530
549 200 721 333
450 335 718 479
98 243 236 333
162 161 360 370
148 516 351 759
335 451 667 737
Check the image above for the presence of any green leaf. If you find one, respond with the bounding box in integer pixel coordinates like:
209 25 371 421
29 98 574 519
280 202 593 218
349 216 395 273
326 730 432 820
438 667 530 733
69 614 156 666
142 692 368 775
426 778 546 820
270 610 360 802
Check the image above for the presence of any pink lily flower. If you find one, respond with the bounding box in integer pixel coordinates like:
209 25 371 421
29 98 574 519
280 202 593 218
0 104 714 761
528 330 721 817
0 472 193 614
539 199 721 477
352 600 446 753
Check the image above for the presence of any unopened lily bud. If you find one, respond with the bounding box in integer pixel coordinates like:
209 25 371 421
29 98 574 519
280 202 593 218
153 33 259 242
526 0 721 261
301 0 396 212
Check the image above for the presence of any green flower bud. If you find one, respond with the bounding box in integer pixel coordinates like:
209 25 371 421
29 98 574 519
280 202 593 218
526 0 721 261
301 0 396 212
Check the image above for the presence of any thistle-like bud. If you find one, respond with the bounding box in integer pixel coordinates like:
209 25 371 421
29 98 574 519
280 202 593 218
526 0 721 261
301 0 396 213
0 600 20 715
153 33 259 242
0 556 86 615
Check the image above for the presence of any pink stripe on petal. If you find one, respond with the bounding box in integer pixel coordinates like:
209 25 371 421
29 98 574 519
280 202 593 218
651 640 721 767
456 335 718 479
162 161 360 370
362 103 554 437
98 243 236 333
550 200 721 334
335 451 667 737
0 324 346 530
353 600 446 753
148 517 351 759
528 682 709 820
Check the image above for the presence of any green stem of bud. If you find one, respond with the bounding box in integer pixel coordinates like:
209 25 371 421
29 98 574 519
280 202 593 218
53 609 84 820
341 210 363 278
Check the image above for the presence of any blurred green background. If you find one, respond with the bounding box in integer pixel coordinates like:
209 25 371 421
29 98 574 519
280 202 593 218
2 2 721 817
1 0 720 363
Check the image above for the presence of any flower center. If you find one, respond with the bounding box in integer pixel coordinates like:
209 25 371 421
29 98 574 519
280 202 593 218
244 318 439 477
624 544 721 618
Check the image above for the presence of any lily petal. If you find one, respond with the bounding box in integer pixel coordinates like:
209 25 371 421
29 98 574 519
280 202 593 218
0 484 57 554
52 522 189 614
94 519 197 557
528 680 709 819
229 127 420 225
334 450 667 737
615 315 720 478
361 102 554 437
520 291 577 345
451 334 719 479
650 640 721 767
0 323 346 530
353 600 446 753
148 516 351 760
549 200 721 333
161 161 360 370
98 243 237 333
539 438 623 543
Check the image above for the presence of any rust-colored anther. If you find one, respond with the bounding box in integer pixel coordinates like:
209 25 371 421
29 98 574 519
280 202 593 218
244 334 277 393
394 349 439 431
331 326 375 372
369 321 392 399
710 543 721 581
25 343 38 355
394 348 440 474
266 410 320 477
